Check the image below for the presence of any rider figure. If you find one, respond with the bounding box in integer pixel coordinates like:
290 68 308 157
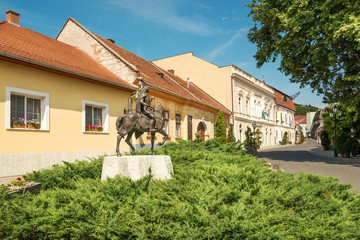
136 86 156 132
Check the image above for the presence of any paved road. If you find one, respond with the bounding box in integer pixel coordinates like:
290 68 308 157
258 139 360 194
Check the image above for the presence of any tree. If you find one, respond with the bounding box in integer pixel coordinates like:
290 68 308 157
215 111 227 144
246 0 360 105
227 124 235 143
294 103 318 115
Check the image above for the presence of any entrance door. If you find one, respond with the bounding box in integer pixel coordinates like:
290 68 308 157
197 122 205 142
187 116 193 140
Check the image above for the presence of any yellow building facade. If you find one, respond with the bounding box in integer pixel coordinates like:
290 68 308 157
154 53 282 146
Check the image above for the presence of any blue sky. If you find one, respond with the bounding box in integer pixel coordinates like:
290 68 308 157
1 0 326 108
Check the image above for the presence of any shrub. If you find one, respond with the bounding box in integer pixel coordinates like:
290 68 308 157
335 130 358 157
282 132 288 144
300 131 305 143
320 130 330 150
0 140 359 239
215 111 227 144
227 124 235 143
193 133 203 143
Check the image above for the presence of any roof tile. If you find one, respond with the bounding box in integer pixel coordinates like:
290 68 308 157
0 21 135 89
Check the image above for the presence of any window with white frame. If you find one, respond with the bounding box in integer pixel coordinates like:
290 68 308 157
6 87 49 130
238 95 242 113
83 100 109 133
246 98 249 114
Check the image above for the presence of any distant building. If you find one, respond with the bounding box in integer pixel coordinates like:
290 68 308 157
295 115 307 137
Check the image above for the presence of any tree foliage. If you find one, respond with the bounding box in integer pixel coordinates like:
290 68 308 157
294 103 319 115
215 111 227 144
247 0 360 105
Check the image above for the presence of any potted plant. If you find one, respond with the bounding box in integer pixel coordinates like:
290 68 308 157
97 126 103 132
320 130 330 150
4 177 41 196
282 132 288 145
27 119 41 129
11 117 25 128
244 127 257 155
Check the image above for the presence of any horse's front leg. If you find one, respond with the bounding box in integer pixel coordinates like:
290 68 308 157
157 129 168 146
116 134 123 157
125 131 135 155
151 132 156 155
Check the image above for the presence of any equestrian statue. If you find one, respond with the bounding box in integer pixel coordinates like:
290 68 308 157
115 86 168 156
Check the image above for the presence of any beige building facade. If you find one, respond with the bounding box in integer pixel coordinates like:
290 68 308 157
154 52 296 146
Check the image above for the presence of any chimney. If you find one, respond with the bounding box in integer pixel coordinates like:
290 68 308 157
107 39 115 44
187 78 190 88
168 69 174 74
6 10 20 26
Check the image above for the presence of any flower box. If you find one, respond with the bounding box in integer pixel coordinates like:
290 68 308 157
28 125 40 129
8 182 42 196
12 124 25 128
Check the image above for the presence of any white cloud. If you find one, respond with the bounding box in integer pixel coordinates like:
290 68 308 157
106 0 215 36
205 28 248 60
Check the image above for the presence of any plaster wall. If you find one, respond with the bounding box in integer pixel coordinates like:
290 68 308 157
153 53 233 110
0 60 131 177
57 20 137 84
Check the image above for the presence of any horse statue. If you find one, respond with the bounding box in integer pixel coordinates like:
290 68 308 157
115 103 168 156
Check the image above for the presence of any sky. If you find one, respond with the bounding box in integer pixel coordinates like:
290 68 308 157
1 0 327 108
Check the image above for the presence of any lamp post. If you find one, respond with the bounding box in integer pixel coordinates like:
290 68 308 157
329 105 341 157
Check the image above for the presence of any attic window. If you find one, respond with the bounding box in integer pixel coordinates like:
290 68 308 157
283 96 287 102
157 73 164 78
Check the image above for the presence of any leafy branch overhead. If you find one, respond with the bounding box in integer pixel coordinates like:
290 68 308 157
246 0 360 104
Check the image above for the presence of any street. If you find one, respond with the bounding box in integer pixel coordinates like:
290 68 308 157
258 139 360 194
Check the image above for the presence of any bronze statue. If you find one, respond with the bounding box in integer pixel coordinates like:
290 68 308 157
116 86 168 156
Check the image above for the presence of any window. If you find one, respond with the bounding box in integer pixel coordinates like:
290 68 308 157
246 98 249 114
238 96 242 113
163 110 169 134
175 114 181 137
83 100 109 133
6 87 49 130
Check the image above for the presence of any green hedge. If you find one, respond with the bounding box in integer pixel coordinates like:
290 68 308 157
1 139 359 239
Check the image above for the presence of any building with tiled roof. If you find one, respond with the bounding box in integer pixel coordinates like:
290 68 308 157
57 17 231 147
295 115 307 138
272 88 296 144
0 10 137 178
154 52 298 146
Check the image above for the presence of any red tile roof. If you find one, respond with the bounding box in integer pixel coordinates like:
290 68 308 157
94 34 231 115
274 89 296 112
295 115 307 124
0 21 135 90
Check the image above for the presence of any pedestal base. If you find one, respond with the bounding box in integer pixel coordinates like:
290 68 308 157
101 155 173 181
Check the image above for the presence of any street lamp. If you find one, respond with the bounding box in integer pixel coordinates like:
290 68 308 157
329 105 341 157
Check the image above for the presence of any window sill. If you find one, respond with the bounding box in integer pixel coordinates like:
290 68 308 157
83 131 109 134
7 128 49 132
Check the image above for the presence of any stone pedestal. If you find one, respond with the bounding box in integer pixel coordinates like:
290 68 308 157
101 155 173 181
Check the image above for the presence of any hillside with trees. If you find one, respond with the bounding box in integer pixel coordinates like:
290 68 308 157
294 103 319 115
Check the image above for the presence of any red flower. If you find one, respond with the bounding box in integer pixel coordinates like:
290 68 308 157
16 177 22 181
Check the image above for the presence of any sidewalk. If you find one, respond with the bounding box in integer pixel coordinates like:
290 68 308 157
307 141 360 160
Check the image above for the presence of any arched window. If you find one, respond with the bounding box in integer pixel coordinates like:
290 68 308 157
197 122 207 142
